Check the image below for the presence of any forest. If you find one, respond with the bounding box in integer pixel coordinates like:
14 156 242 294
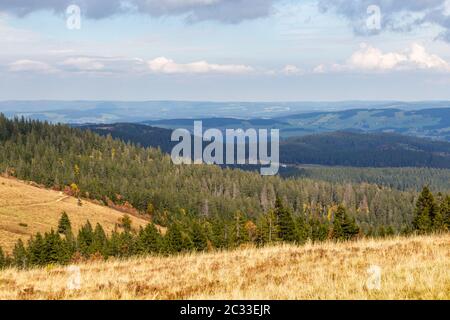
0 185 448 269
0 115 449 241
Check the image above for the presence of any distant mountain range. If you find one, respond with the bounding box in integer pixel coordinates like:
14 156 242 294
3 100 450 141
80 123 450 169
142 108 450 141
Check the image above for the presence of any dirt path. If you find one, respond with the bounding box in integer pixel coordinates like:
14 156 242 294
1 194 70 209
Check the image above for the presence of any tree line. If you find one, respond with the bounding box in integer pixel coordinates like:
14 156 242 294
1 188 448 270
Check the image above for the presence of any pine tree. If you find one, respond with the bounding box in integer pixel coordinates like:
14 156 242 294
231 210 249 246
28 233 45 266
165 223 184 253
43 230 66 265
58 211 72 235
120 215 132 233
78 220 94 257
0 246 6 269
333 205 359 240
191 222 208 251
438 196 450 231
12 239 28 269
332 205 345 240
211 218 228 249
137 223 161 254
92 223 108 257
413 187 436 234
274 197 298 242
256 209 279 245
296 213 310 244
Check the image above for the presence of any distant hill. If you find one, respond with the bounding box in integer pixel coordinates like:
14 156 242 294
141 107 450 141
80 123 450 169
280 131 450 168
79 123 174 153
3 101 450 141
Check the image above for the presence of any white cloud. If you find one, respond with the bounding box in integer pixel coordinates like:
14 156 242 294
8 59 57 73
61 57 105 71
147 57 253 74
282 64 302 75
315 43 450 73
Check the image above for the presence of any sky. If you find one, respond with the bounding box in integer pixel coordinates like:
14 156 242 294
1 0 450 101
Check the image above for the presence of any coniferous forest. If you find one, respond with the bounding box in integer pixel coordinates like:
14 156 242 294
0 115 449 269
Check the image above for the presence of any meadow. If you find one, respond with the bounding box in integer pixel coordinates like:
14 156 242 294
0 234 448 300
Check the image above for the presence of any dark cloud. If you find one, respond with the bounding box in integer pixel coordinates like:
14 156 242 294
319 0 450 40
0 0 275 23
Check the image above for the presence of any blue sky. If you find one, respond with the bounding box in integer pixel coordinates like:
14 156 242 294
1 0 450 101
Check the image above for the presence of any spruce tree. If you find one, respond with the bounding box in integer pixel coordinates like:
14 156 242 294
12 239 28 269
438 196 450 231
332 205 359 240
296 214 310 244
232 210 249 246
28 233 45 266
78 220 94 257
274 198 298 242
120 215 132 233
58 211 72 235
92 223 108 257
0 246 6 269
137 223 161 254
165 223 184 253
191 222 208 251
413 187 436 234
332 205 345 240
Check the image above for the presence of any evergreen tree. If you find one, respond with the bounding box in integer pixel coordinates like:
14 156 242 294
58 211 72 235
28 233 46 266
43 230 67 264
231 210 249 246
296 214 310 244
442 196 450 230
78 220 94 257
256 209 279 245
333 205 359 240
0 246 6 269
12 239 28 269
165 223 184 253
191 222 208 251
309 217 329 242
92 223 108 257
137 223 161 254
211 218 228 249
413 187 436 234
120 215 133 233
274 197 298 242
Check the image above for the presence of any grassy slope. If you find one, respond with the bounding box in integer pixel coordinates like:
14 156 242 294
0 176 149 253
0 234 448 300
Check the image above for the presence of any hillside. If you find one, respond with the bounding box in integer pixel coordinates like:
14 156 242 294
0 234 448 300
0 115 422 233
280 131 450 168
81 123 450 169
0 176 149 253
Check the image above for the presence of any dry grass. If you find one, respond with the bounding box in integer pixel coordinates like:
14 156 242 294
0 234 448 300
0 176 149 252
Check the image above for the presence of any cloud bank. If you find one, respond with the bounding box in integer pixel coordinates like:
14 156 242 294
315 43 450 73
0 0 275 23
319 0 450 41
